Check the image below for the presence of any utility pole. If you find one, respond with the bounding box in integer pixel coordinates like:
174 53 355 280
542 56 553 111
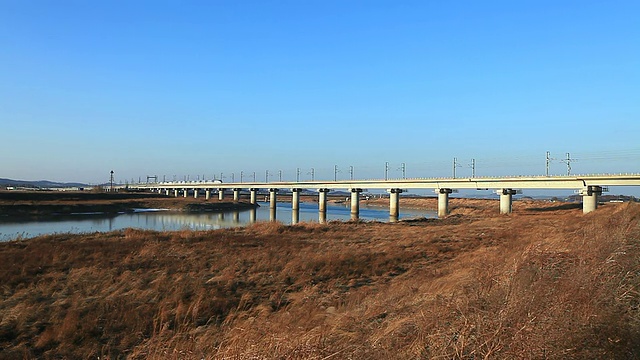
296 167 300 182
349 165 354 180
562 152 576 175
545 151 556 176
220 172 223 181
265 170 269 183
470 159 476 178
231 173 235 182
384 162 389 181
309 168 315 181
278 170 282 182
163 175 166 182
252 171 256 182
334 165 339 181
110 170 114 192
453 157 462 178
399 162 406 179
240 171 244 183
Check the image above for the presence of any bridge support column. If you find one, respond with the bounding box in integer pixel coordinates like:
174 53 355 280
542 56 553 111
291 188 301 224
205 189 211 200
581 186 603 213
218 188 224 201
389 188 404 222
498 189 517 214
269 188 278 221
165 189 170 196
233 188 241 202
174 189 179 197
193 189 199 199
250 189 258 205
183 189 188 198
319 188 330 224
350 188 363 220
437 189 453 218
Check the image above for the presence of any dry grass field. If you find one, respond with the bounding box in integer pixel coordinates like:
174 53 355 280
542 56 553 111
1 198 639 359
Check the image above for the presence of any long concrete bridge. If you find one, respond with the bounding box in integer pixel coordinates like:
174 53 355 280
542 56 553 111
128 174 640 223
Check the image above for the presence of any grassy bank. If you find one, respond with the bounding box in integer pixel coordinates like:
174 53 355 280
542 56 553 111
0 200 639 359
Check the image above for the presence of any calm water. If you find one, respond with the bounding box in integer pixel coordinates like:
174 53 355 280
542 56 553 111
0 202 436 241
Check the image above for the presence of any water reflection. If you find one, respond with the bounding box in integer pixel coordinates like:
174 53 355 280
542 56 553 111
0 202 436 241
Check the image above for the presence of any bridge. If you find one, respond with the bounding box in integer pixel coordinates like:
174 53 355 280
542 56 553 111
126 173 640 223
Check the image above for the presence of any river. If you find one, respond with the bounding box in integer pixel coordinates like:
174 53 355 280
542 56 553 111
0 202 436 241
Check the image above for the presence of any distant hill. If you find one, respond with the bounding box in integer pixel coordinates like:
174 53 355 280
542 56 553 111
0 178 89 188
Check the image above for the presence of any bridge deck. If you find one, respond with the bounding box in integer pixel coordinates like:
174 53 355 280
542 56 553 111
131 174 640 191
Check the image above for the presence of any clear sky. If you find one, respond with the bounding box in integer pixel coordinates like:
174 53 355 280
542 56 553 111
1 1 639 190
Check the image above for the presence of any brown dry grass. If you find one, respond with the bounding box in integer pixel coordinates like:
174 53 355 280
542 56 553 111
1 200 639 359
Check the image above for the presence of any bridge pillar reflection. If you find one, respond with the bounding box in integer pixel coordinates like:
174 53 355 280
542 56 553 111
389 188 404 222
269 188 278 221
350 188 363 220
291 188 301 224
498 189 517 214
218 188 224 201
250 188 258 204
233 188 241 202
205 189 211 200
437 188 452 218
318 188 330 224
581 186 604 213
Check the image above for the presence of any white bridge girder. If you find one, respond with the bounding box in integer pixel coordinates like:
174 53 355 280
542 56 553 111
132 174 640 191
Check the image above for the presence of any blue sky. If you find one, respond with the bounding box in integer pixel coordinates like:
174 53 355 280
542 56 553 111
1 1 639 191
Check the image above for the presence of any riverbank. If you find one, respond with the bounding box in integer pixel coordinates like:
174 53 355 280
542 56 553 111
1 199 638 358
0 191 257 218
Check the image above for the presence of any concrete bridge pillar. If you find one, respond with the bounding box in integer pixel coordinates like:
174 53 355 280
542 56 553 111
389 188 404 222
350 188 363 220
269 188 278 221
174 189 179 197
319 188 330 224
581 186 603 213
437 188 453 218
193 189 199 199
165 189 170 196
498 189 517 214
205 189 211 200
218 188 225 201
250 188 258 205
233 188 241 202
183 189 188 198
291 188 301 224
